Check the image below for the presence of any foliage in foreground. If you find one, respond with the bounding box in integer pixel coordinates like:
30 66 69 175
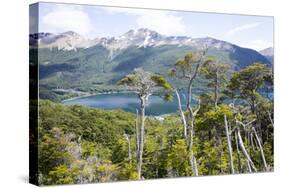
37 98 273 185
36 60 274 185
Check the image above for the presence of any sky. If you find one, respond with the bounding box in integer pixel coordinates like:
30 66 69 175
32 2 273 51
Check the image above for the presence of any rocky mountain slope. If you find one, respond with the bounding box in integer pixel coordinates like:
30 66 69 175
29 28 272 99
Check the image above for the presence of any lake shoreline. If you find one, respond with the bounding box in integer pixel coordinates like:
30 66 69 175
62 92 185 116
61 90 135 102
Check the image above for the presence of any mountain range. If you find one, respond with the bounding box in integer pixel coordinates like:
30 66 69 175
29 28 273 99
30 28 236 52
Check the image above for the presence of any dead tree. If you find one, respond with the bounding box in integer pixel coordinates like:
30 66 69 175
234 130 242 172
252 127 268 171
236 127 257 172
230 103 259 173
235 116 268 172
224 115 235 174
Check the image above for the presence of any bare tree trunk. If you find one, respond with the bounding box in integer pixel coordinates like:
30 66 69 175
235 130 242 173
186 64 200 176
224 115 235 174
135 109 139 160
175 89 187 138
192 153 198 176
189 118 198 176
246 161 252 173
184 50 206 176
137 96 146 179
252 127 268 171
186 64 200 109
237 128 257 172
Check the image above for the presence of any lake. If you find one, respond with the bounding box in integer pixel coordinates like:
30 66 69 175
63 93 187 116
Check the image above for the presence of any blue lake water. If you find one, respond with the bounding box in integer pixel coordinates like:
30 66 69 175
62 91 273 116
63 93 187 116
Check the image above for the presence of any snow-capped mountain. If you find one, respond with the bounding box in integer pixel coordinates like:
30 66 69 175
32 28 271 94
30 28 235 52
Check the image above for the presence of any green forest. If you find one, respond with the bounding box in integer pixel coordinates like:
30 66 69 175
36 51 274 185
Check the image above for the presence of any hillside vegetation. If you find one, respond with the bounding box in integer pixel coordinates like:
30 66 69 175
36 60 274 185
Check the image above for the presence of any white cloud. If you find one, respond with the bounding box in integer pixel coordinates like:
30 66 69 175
136 12 187 36
42 5 93 35
241 39 272 51
101 7 188 36
226 23 260 36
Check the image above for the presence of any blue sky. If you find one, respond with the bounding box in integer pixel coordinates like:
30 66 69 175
35 2 273 51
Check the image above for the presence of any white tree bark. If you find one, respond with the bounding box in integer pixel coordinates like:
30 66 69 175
119 68 171 179
246 161 252 173
186 64 201 176
175 89 187 138
252 127 268 171
189 118 198 176
224 115 235 174
137 96 146 179
135 109 139 160
234 130 242 173
173 50 207 177
237 128 257 172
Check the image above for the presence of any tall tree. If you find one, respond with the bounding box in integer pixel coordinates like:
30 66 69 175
200 58 230 108
118 68 173 179
226 63 271 140
169 50 207 176
227 63 270 112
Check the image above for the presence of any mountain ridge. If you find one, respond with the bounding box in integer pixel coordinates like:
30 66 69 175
30 28 257 53
29 28 272 100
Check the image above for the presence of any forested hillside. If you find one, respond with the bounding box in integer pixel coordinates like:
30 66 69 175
36 59 274 185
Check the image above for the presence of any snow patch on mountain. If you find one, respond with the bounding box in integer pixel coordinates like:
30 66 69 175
30 28 237 52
